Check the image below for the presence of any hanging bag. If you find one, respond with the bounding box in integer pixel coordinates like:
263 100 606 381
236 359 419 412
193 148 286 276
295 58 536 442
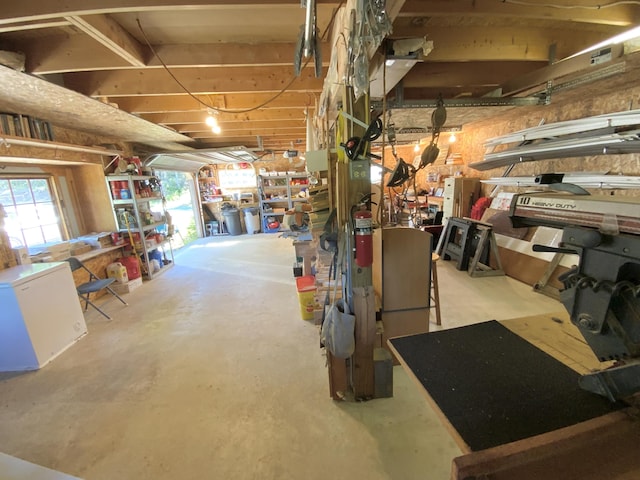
320 233 355 359
321 298 356 359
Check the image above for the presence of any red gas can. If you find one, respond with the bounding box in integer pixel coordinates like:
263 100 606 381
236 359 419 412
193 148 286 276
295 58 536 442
118 256 141 280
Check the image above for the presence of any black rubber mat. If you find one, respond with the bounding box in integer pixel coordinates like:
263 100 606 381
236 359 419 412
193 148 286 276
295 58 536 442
389 320 625 451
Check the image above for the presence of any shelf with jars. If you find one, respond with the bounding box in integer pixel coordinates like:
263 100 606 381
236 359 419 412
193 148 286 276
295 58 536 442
105 175 174 279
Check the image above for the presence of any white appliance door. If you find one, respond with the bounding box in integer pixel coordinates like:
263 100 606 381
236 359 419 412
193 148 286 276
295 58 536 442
15 263 87 367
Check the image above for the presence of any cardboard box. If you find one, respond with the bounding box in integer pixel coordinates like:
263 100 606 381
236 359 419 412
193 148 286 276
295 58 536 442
110 276 143 294
71 245 93 255
78 232 113 248
44 241 71 260
70 241 93 256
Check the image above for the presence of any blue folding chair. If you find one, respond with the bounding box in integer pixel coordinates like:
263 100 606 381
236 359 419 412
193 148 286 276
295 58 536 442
65 257 128 319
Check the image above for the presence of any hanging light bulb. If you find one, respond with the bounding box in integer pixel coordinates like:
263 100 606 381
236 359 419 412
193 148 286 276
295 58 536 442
212 125 222 134
205 115 217 127
414 141 421 153
449 133 457 143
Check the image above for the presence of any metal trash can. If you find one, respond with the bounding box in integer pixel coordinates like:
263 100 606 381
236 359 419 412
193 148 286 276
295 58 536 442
243 207 261 234
222 207 242 235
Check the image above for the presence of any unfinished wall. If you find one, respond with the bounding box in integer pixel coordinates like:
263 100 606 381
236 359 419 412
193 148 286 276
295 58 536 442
0 123 131 246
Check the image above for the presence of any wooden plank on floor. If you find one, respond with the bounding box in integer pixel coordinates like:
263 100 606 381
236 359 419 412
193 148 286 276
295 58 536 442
352 285 375 400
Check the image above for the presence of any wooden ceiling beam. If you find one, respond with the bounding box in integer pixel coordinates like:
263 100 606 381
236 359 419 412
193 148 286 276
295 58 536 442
113 92 318 113
175 122 305 133
0 19 70 33
63 66 326 96
403 61 547 88
192 136 304 146
390 24 624 61
25 33 132 73
64 14 148 67
143 109 308 124
395 86 501 100
191 129 305 138
398 0 639 26
0 1 340 24
149 42 331 68
27 36 331 74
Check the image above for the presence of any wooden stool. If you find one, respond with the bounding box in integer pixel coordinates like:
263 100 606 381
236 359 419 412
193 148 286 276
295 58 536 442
430 252 442 326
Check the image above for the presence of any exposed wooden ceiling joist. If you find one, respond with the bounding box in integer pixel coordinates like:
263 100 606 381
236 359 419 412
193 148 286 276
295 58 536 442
398 0 638 26
175 120 305 133
113 92 318 113
0 0 340 24
144 109 308 125
63 66 326 97
64 14 148 67
2 0 639 158
26 36 331 74
391 23 622 62
0 19 70 33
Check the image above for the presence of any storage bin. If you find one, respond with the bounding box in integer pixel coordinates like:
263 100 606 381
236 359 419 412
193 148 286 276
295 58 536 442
222 208 242 235
243 207 261 234
296 275 316 321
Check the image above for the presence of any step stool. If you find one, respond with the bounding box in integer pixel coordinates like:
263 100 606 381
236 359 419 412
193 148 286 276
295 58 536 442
437 217 475 270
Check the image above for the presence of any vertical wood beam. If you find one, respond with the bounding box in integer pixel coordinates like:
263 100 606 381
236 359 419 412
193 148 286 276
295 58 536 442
352 285 376 399
332 84 376 399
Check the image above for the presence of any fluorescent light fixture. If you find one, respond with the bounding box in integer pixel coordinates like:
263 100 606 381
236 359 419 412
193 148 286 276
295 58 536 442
570 25 640 58
370 57 419 98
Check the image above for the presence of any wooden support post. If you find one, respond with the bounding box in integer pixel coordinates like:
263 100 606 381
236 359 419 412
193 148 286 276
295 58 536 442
352 285 376 399
327 85 377 400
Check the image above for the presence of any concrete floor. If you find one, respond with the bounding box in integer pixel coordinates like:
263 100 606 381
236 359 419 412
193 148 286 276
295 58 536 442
0 234 561 480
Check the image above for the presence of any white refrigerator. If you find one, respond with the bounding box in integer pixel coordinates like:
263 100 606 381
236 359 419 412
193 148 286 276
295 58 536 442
0 262 88 371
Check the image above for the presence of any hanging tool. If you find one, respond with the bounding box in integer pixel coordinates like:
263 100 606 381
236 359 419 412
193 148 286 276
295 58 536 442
294 0 322 77
120 210 148 276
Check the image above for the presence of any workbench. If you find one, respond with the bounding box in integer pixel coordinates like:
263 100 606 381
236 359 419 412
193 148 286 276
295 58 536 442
388 312 640 479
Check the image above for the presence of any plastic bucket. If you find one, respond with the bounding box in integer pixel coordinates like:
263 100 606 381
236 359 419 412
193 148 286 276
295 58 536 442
295 275 316 320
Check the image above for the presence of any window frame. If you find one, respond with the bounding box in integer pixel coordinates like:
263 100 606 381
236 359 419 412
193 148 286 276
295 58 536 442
0 174 67 249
